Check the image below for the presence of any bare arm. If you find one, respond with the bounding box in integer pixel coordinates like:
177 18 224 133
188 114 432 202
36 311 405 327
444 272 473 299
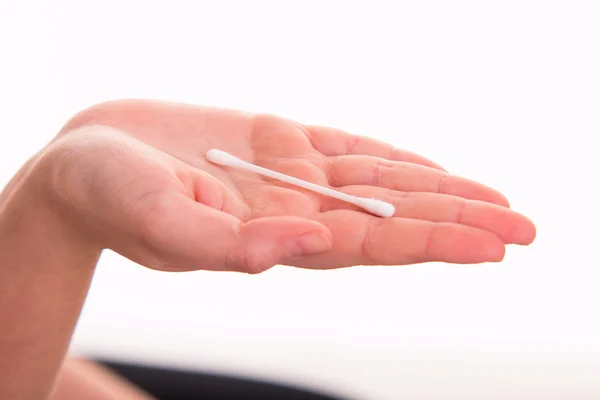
0 157 101 399
51 359 155 400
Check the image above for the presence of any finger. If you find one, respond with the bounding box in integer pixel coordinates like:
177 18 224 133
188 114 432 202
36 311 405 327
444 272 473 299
132 192 332 274
306 125 447 171
178 166 248 219
320 186 535 245
287 210 505 269
327 155 510 207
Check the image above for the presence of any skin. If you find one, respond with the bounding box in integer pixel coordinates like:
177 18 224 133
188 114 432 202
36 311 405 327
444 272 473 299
0 100 536 399
51 359 155 399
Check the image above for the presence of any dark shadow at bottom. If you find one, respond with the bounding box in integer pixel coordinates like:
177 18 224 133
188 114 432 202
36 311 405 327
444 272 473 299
99 359 351 400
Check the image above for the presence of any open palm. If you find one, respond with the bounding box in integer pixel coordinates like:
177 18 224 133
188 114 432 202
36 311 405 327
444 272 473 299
51 99 535 273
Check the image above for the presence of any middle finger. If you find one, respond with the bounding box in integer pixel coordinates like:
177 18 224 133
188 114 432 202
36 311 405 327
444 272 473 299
327 155 510 207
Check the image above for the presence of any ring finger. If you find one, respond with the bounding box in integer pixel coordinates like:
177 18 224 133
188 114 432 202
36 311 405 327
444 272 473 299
319 185 535 245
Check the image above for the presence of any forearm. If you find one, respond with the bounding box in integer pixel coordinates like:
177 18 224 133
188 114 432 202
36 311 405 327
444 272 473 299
51 359 156 400
0 163 101 399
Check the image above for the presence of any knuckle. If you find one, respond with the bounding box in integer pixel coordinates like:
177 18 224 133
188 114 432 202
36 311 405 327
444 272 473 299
325 157 338 185
423 224 438 261
241 246 273 274
436 172 450 193
372 159 392 186
360 219 379 262
226 242 275 275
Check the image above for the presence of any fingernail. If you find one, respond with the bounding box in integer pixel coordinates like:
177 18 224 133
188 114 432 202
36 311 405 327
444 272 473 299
289 231 332 257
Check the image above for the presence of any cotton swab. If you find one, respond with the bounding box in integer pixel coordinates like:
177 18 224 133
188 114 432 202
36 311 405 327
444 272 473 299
205 149 396 218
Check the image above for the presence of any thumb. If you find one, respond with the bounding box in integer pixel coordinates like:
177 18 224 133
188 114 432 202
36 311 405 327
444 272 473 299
135 192 332 273
232 216 333 274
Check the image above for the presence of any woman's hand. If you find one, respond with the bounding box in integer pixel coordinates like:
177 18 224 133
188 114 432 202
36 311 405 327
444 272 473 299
0 99 537 398
44 99 535 274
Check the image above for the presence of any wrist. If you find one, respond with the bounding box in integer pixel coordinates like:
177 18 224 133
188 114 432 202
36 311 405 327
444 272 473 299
0 149 102 265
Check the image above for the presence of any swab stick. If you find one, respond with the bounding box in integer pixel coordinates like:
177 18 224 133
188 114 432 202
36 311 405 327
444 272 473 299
206 149 396 218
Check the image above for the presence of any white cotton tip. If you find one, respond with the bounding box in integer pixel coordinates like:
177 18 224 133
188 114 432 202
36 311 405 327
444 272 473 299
206 149 245 168
358 199 396 218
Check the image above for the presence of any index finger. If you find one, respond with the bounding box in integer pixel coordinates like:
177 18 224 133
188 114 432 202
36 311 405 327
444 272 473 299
286 210 505 269
305 125 447 171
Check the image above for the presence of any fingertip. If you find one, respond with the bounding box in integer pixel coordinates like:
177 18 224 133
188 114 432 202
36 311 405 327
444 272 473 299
527 222 537 245
497 193 511 208
427 160 448 173
465 201 537 245
477 189 510 208
514 217 537 245
496 207 536 245
442 175 511 208
431 224 506 264
474 229 506 263
395 150 448 172
486 239 506 262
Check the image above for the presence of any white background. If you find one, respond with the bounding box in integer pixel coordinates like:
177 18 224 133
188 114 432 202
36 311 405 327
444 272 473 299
1 1 599 399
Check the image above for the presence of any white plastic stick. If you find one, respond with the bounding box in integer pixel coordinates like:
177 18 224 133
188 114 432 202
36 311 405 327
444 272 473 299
205 149 396 218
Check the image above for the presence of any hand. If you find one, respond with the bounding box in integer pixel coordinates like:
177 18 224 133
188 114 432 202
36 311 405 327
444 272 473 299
43 99 535 273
